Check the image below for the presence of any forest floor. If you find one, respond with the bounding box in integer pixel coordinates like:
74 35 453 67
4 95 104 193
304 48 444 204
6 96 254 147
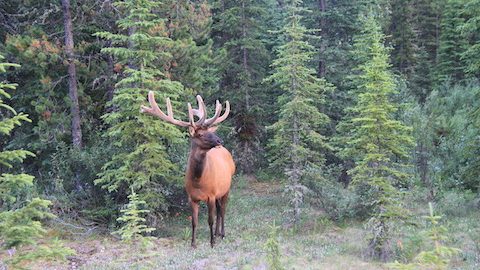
4 178 480 270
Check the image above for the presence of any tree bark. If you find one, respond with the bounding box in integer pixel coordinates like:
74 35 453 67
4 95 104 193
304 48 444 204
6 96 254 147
417 141 434 199
61 0 83 149
241 0 250 110
292 116 301 225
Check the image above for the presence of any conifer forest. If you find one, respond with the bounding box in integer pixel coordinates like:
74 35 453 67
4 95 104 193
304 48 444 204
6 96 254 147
1 0 480 269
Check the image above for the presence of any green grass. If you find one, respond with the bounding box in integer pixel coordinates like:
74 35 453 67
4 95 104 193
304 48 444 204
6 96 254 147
75 180 386 270
12 179 479 270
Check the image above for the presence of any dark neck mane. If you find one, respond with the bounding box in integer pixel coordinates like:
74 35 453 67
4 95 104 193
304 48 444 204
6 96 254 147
188 142 208 181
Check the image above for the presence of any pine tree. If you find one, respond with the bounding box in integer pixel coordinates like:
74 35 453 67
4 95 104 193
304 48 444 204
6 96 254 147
458 0 480 78
0 55 74 267
409 0 441 103
266 0 333 225
389 0 417 76
337 13 413 259
435 0 468 83
388 203 460 270
161 0 217 92
94 0 187 219
264 221 284 270
114 188 155 241
463 85 480 190
304 0 369 125
211 0 272 173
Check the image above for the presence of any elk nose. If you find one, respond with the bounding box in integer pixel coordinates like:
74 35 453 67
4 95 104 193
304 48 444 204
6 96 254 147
216 139 223 145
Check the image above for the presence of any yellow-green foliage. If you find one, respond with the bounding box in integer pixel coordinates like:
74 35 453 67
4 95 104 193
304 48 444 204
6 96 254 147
388 203 461 270
264 221 284 270
114 189 156 241
337 11 414 259
266 0 333 224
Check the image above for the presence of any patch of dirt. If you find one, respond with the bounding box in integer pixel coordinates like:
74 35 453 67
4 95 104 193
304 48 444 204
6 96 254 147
316 255 387 270
249 181 282 195
1 236 180 270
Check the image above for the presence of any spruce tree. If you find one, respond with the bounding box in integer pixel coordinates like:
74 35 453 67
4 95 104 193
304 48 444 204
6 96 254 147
114 188 155 241
463 87 480 190
211 0 272 173
458 0 480 78
266 0 333 225
435 0 468 83
160 0 217 92
389 203 460 270
94 0 187 219
0 55 73 267
304 0 369 125
410 0 441 103
337 13 413 259
389 0 417 76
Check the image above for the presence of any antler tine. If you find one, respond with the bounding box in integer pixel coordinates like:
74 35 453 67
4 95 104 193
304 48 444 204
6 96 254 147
211 100 230 126
140 91 190 127
186 95 207 127
187 102 196 127
166 97 174 116
203 100 222 127
195 95 207 126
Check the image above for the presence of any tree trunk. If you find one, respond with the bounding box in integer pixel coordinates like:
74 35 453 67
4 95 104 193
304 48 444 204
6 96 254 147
317 0 326 78
417 142 434 199
105 52 115 103
292 116 301 225
241 0 250 110
61 0 82 150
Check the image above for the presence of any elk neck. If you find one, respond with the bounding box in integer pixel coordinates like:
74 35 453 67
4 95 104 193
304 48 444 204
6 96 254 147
188 140 208 181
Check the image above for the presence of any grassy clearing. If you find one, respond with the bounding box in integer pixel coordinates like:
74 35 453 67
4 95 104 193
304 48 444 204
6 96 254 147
3 178 478 269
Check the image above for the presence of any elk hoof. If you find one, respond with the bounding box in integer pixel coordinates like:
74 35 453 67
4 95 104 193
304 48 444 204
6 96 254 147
191 243 197 249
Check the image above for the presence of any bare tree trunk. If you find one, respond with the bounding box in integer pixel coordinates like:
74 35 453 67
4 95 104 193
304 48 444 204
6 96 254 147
61 0 82 149
417 142 434 199
317 0 326 78
292 117 301 225
241 0 250 110
290 71 302 225
105 52 115 103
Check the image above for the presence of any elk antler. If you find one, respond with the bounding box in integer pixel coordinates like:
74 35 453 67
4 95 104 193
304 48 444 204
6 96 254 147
187 95 207 128
140 91 190 127
203 99 230 127
141 91 230 128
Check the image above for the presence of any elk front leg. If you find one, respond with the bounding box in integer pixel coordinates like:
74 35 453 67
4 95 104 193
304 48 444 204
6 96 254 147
190 200 199 248
207 198 216 247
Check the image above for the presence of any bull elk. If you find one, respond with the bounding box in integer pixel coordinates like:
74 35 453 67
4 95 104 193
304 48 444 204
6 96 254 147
140 91 235 248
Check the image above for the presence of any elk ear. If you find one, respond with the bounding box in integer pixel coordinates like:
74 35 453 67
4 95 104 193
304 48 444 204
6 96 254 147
207 126 218 133
188 126 196 137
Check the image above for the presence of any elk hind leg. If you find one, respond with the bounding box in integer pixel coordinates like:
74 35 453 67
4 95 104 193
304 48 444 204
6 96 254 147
215 199 222 237
207 198 216 248
220 192 229 238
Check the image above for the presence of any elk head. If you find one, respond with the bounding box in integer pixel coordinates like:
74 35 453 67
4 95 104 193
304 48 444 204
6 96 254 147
140 91 230 149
